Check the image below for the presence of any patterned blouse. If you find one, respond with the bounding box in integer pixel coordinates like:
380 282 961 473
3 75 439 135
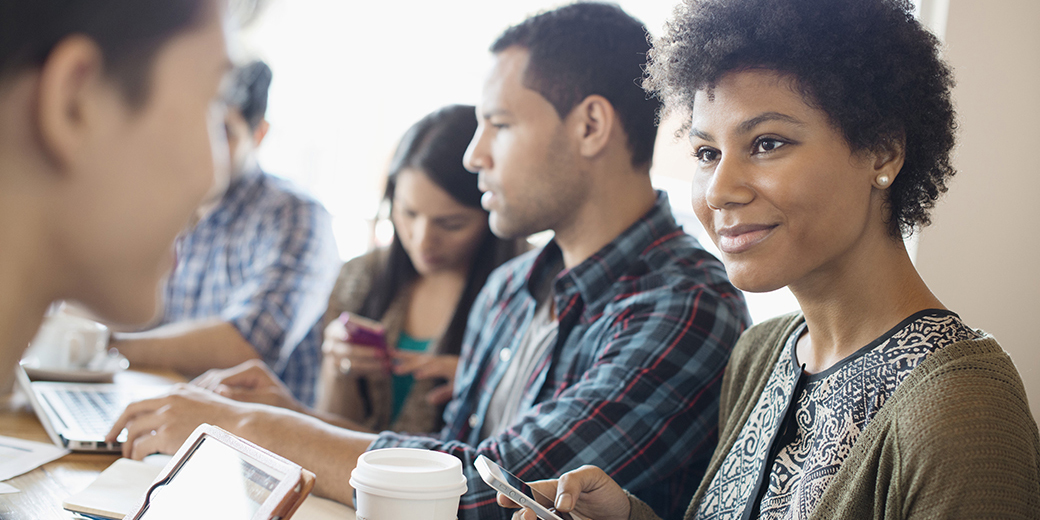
695 310 981 520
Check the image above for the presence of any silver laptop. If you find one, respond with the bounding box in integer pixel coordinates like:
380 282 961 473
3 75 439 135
16 366 169 452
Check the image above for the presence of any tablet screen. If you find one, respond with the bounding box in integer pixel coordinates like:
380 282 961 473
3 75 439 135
133 436 284 519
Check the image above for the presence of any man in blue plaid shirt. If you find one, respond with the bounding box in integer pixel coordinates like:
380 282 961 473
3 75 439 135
110 62 339 405
109 6 748 519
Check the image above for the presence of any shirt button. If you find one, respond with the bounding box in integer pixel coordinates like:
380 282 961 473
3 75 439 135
499 349 512 362
469 414 480 428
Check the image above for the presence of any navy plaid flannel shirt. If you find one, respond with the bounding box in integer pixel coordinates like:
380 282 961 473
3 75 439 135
162 169 339 405
370 192 750 520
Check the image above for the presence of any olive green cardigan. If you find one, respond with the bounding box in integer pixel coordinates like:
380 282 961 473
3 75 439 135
629 313 1040 520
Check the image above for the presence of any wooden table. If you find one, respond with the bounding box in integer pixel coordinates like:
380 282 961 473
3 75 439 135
0 371 356 520
0 370 175 520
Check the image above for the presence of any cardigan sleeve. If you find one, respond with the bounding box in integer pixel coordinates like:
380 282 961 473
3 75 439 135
626 491 664 520
892 341 1040 519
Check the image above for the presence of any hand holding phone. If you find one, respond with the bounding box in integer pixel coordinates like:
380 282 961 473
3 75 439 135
333 312 391 374
475 455 586 520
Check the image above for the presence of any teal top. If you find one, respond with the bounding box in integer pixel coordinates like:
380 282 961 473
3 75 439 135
391 331 432 421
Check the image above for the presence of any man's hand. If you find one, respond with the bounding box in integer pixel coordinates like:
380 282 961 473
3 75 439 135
497 466 631 520
391 352 459 405
192 359 303 413
105 384 250 459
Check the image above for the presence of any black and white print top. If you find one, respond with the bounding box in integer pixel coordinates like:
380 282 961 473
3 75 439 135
695 310 981 520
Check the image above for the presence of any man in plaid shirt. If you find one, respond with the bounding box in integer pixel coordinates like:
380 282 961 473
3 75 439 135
109 62 339 405
109 6 748 519
367 6 749 517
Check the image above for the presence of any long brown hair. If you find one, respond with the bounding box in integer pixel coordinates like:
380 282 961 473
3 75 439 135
359 105 525 356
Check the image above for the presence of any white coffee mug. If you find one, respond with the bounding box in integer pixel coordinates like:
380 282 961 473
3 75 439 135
23 312 111 371
350 448 468 520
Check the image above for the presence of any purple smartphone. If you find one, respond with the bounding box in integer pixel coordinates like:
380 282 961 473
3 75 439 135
337 312 391 371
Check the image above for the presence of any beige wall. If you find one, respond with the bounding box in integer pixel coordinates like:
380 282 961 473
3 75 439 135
915 0 1040 421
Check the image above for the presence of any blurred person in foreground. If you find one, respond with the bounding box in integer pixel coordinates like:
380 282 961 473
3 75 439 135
0 2 232 390
110 60 339 405
501 0 1040 519
107 4 749 518
196 104 526 434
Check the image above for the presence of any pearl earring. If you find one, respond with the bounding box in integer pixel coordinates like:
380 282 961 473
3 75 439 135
875 174 891 188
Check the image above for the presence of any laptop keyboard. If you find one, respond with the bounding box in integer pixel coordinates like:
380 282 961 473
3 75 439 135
55 388 124 436
39 386 147 438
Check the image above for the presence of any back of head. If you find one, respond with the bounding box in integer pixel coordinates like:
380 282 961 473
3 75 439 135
385 104 481 208
0 0 207 106
224 60 273 131
491 2 659 167
646 0 956 238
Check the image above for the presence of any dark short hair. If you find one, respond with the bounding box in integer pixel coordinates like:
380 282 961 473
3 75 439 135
645 0 957 238
224 60 272 130
0 0 208 107
492 2 659 168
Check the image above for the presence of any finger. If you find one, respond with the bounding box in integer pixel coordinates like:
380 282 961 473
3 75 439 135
425 384 453 406
215 386 276 406
411 355 459 380
345 344 387 361
214 362 271 389
191 369 222 390
324 320 347 342
119 411 171 458
128 426 181 460
555 466 610 512
344 356 385 374
391 352 426 375
105 396 169 442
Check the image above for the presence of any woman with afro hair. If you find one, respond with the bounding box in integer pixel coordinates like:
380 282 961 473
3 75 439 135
497 0 1040 519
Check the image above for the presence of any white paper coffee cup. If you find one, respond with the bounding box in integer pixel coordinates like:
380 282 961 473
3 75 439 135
350 448 468 520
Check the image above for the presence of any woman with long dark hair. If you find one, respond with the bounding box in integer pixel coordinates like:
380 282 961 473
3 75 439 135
314 104 526 433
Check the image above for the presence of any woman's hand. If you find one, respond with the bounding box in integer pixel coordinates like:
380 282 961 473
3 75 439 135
392 352 459 405
192 359 303 413
498 466 631 520
322 319 391 379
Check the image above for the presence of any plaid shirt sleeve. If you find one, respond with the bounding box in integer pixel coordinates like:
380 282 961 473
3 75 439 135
221 196 339 402
371 272 747 520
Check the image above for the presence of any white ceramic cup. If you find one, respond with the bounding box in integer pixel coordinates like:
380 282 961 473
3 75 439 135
23 312 111 370
350 448 469 520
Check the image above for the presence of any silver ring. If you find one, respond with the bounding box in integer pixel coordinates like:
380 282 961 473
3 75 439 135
338 358 351 375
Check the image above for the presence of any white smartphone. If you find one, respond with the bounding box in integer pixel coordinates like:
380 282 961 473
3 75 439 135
474 455 586 520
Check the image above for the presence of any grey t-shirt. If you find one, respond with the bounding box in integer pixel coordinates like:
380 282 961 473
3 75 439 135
481 268 561 438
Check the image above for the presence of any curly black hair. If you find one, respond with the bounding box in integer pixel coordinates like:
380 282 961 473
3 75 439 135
645 0 957 238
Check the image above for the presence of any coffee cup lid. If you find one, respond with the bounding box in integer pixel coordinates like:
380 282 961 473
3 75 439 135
350 448 468 500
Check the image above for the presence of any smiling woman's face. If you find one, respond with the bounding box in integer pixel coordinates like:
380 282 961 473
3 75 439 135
689 69 895 293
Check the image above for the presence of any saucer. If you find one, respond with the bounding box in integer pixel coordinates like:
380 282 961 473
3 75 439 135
20 352 130 383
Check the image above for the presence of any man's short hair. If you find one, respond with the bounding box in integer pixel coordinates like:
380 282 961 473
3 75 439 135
491 2 659 168
224 60 273 130
0 0 209 107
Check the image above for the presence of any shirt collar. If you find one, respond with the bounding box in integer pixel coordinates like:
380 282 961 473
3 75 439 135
524 190 682 307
